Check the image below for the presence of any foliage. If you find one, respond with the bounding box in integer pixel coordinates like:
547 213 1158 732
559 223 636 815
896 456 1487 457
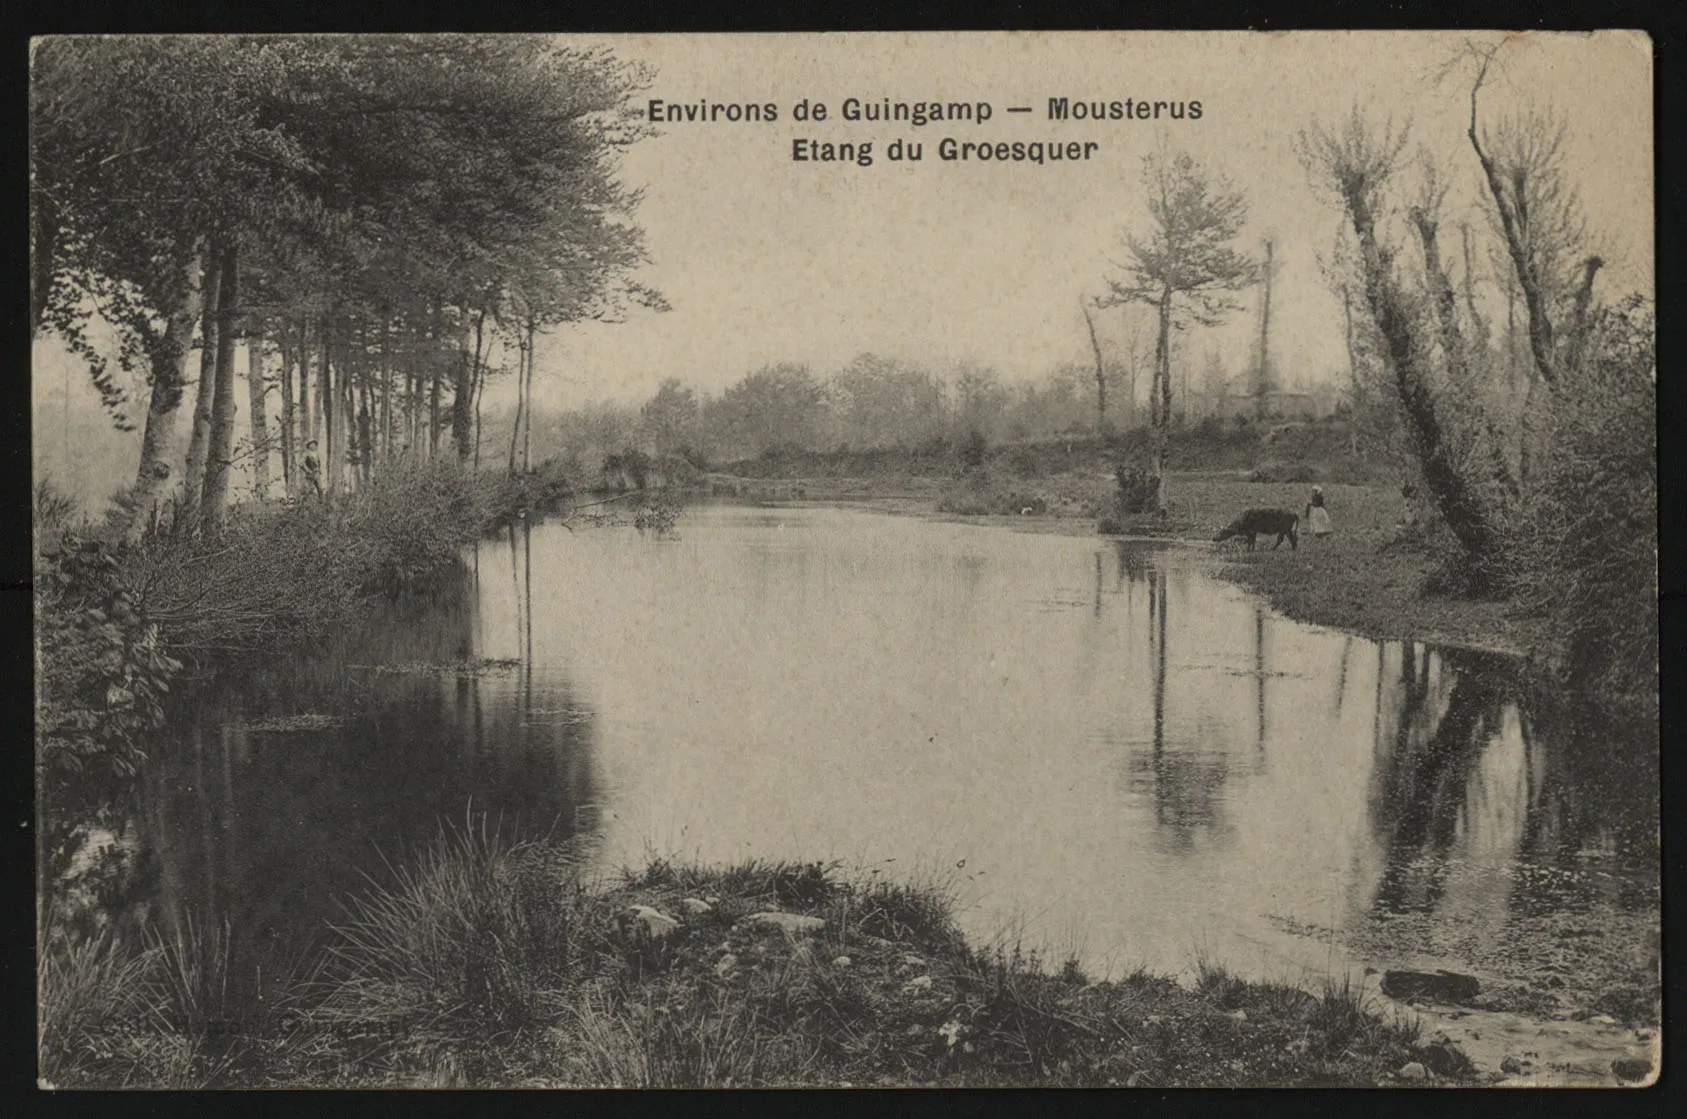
35 534 182 880
1106 150 1256 329
1509 296 1656 700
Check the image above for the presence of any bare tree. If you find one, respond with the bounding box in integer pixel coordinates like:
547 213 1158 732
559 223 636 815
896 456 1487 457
1455 41 1604 391
1104 149 1254 513
1297 107 1508 581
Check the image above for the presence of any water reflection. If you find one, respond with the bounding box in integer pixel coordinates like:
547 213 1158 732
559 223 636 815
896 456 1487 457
70 504 1654 1007
82 543 599 1011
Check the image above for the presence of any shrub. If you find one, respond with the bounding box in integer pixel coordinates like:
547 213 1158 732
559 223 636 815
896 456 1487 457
1111 460 1159 515
1509 296 1657 701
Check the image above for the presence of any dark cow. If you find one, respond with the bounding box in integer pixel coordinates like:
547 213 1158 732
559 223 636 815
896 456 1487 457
1214 508 1299 552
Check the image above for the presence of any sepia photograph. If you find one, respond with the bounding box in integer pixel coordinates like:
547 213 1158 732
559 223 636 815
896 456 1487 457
31 30 1658 1088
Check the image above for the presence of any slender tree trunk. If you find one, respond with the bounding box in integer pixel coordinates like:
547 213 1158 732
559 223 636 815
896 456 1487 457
127 252 205 537
200 240 240 533
523 319 536 474
1342 288 1360 457
429 363 442 460
1152 290 1172 514
245 324 269 501
31 194 59 340
182 252 224 510
380 313 393 457
324 325 340 495
471 311 488 472
1255 238 1274 420
451 318 476 460
278 326 296 498
1082 298 1107 432
341 352 357 491
508 332 526 477
297 320 312 452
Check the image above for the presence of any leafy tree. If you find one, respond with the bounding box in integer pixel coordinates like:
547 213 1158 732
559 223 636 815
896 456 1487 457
641 378 701 458
1104 150 1254 512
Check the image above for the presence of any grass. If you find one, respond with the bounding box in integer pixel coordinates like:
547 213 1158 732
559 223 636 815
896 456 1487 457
40 828 1477 1088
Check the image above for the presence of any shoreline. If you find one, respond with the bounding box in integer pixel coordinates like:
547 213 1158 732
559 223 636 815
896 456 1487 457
697 474 1553 661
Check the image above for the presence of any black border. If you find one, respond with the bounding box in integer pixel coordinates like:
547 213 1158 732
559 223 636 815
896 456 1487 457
7 3 1681 1116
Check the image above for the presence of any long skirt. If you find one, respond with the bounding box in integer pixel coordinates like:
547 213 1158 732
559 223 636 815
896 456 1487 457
1308 505 1333 536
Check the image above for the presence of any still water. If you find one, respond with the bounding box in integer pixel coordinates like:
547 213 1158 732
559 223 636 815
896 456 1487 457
115 504 1656 1002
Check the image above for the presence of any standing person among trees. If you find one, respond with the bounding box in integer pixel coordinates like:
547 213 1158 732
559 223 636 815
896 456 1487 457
302 440 323 499
1305 485 1333 537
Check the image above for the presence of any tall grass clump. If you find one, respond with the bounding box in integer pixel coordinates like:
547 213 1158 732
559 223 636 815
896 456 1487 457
38 909 264 1088
306 816 594 1071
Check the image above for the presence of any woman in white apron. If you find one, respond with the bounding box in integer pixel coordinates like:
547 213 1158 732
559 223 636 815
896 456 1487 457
1305 485 1333 537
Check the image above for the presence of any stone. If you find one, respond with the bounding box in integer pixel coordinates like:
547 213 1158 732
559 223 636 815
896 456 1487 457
1226 1009 1248 1024
1419 1037 1475 1078
679 897 713 917
740 911 826 936
902 974 934 994
1380 969 1482 1005
1397 1062 1427 1081
715 953 738 977
1611 1057 1654 1084
832 956 853 968
1589 1015 1618 1026
1500 1056 1526 1075
617 905 680 942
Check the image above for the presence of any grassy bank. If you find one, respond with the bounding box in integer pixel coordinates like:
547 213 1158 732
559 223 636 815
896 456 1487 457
40 830 1474 1088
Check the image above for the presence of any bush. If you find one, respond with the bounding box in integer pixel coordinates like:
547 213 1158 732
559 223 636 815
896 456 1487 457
1112 460 1159 515
1509 296 1657 701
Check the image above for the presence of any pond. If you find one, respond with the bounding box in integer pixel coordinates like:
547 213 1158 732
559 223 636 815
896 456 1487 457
77 503 1659 1017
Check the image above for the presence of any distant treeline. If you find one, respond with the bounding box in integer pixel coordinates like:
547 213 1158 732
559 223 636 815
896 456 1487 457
494 353 1229 475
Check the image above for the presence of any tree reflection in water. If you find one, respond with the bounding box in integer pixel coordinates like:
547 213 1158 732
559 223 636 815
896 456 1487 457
65 539 600 1020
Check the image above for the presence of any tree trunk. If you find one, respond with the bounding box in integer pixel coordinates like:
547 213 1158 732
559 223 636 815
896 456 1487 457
278 326 296 497
1255 238 1274 420
200 239 240 533
508 331 526 477
451 319 476 460
1413 208 1516 500
380 313 393 458
245 324 269 501
1468 78 1558 388
523 319 536 474
1082 298 1108 432
324 326 340 495
1152 290 1172 515
181 252 224 510
428 365 442 460
30 193 58 340
471 310 488 472
297 320 312 454
1342 181 1502 577
127 252 205 537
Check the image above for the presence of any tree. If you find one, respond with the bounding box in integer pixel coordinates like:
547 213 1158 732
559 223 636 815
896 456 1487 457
713 364 826 458
31 35 663 530
1104 150 1254 512
1296 107 1508 581
641 378 701 458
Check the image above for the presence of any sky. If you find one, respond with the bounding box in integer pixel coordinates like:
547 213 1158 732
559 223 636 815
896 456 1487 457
531 30 1653 410
33 31 1653 500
